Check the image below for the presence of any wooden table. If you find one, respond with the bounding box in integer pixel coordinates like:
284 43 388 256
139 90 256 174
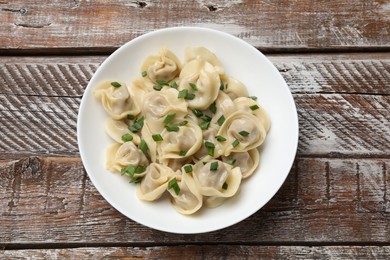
1 1 389 258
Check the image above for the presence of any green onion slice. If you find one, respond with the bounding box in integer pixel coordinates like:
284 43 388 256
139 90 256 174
121 133 133 142
250 104 259 111
210 161 219 171
165 125 180 132
110 82 121 88
215 135 226 142
168 178 180 195
152 134 163 142
232 139 240 148
239 131 250 137
163 113 176 124
184 165 193 173
217 115 225 126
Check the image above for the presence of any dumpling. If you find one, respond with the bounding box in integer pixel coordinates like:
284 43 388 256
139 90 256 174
158 120 203 164
104 118 141 145
168 170 203 215
141 47 181 83
210 91 235 126
106 142 148 173
222 148 260 179
178 59 220 110
136 163 178 201
220 75 248 100
218 111 267 156
193 124 223 161
142 88 188 133
94 80 140 120
192 160 241 198
233 97 270 132
184 47 224 75
129 77 154 111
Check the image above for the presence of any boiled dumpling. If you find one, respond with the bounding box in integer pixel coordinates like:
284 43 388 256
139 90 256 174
184 47 224 75
136 163 178 201
158 120 203 164
104 118 141 145
218 111 266 156
106 142 148 173
222 148 260 179
192 160 241 198
220 75 248 100
142 88 188 133
233 97 270 132
141 47 181 83
168 170 203 215
178 59 220 110
94 80 140 120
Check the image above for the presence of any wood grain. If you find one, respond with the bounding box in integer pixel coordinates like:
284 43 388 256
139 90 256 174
1 246 390 259
0 0 389 53
1 156 389 244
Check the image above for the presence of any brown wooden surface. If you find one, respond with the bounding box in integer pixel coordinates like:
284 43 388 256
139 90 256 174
1 0 390 258
1 246 390 259
1 0 389 53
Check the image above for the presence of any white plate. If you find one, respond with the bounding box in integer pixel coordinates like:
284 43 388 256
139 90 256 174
77 27 298 234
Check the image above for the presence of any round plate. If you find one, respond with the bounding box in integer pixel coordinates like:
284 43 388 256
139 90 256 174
77 27 298 234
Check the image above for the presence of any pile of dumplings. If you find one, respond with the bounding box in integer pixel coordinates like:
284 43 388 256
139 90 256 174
94 47 270 215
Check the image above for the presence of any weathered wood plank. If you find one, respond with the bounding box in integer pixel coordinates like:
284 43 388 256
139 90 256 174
1 54 388 97
1 246 390 258
1 92 389 158
0 0 389 53
1 156 389 244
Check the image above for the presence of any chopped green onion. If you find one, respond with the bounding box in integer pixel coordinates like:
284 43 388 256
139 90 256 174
217 115 225 126
205 141 215 149
210 161 219 172
141 71 147 77
168 178 180 195
222 182 228 190
163 113 176 124
127 114 135 120
128 116 145 133
156 79 169 86
192 109 203 118
209 102 217 114
226 158 236 165
200 121 210 130
179 120 188 126
225 84 229 89
165 125 180 132
189 83 198 91
121 133 133 142
111 82 121 88
200 115 212 122
250 104 259 111
153 85 162 91
232 139 240 148
215 135 227 142
249 96 257 101
139 139 148 156
170 81 178 89
219 82 225 90
185 92 195 100
184 165 193 173
179 150 187 156
239 131 250 137
178 89 188 98
208 147 215 157
130 177 142 184
152 134 163 142
135 165 145 174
